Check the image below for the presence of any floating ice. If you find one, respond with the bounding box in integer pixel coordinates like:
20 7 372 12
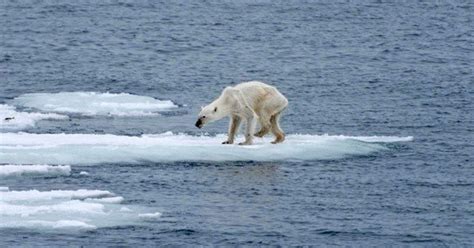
85 196 124 204
0 104 68 130
11 92 178 116
0 132 413 164
0 165 71 177
18 220 97 230
1 189 114 202
0 189 161 230
139 212 162 219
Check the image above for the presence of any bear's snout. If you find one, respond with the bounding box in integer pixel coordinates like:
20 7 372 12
195 118 203 128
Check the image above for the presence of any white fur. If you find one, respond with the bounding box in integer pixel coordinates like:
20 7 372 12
196 81 288 145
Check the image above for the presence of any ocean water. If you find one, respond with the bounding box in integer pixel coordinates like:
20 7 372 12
1 1 473 247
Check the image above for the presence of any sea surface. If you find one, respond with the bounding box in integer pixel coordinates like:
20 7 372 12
1 1 473 247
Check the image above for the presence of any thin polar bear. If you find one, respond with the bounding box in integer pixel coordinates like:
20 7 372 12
195 81 288 145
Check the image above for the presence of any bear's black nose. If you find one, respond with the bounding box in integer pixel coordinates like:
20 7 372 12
195 119 202 128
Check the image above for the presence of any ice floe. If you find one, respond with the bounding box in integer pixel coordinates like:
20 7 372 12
0 165 71 177
0 189 161 230
0 104 68 130
139 212 163 219
11 92 177 116
0 132 413 164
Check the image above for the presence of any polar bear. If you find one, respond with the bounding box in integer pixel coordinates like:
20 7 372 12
195 81 288 145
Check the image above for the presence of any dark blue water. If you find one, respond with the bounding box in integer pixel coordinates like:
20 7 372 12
1 1 473 246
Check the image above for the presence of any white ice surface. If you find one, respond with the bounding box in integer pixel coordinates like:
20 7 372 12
0 104 68 130
11 92 177 116
139 212 163 219
0 132 413 164
0 189 161 230
0 165 71 177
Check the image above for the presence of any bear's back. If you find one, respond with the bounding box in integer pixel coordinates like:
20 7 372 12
234 81 275 91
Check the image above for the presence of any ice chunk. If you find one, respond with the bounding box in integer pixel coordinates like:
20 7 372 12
85 196 124 204
0 189 161 231
11 92 177 116
0 104 68 130
0 132 413 164
6 220 97 230
138 212 162 219
0 189 114 202
0 165 71 177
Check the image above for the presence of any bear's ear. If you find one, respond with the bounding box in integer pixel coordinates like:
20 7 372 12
201 106 204 110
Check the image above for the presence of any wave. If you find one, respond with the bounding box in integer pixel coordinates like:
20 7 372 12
0 189 161 230
0 165 71 177
11 92 178 116
0 104 68 130
0 132 413 164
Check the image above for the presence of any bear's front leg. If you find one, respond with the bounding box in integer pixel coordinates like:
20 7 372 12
223 115 241 144
239 117 256 145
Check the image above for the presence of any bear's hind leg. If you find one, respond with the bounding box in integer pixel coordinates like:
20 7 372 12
270 112 285 144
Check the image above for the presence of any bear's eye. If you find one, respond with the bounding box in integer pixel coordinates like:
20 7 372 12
214 107 218 112
202 116 206 118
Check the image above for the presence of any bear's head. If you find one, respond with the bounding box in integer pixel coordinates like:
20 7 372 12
195 87 238 129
